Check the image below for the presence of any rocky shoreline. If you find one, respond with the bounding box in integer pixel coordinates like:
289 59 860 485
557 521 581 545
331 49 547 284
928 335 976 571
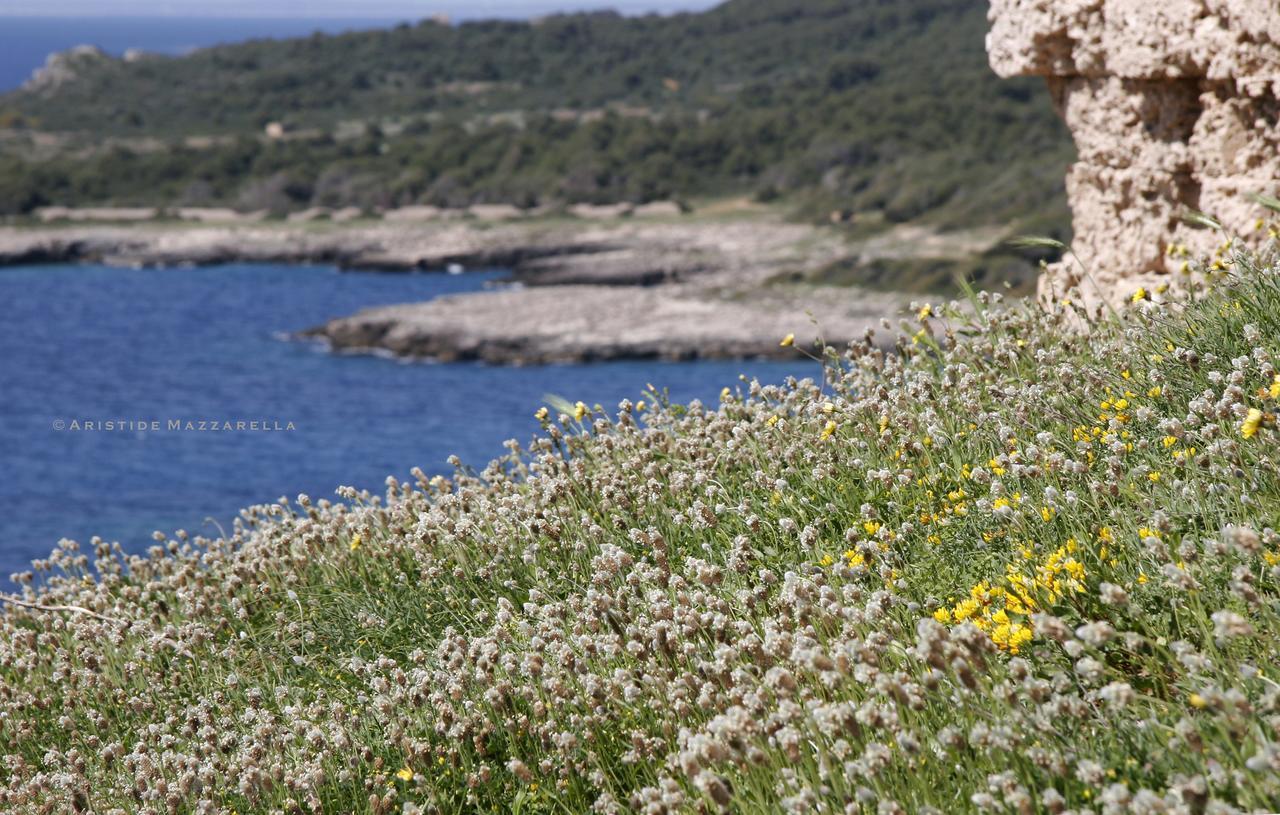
0 218 916 364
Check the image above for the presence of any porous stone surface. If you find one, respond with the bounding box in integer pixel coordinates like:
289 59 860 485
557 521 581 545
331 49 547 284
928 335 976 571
988 0 1280 303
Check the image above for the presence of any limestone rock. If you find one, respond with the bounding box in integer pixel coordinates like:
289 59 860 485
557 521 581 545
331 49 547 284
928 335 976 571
988 0 1280 304
23 45 110 94
632 201 686 218
569 203 634 220
467 204 525 221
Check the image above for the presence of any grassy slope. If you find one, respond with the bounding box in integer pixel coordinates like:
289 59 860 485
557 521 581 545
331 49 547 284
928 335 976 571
0 0 1073 237
2 243 1279 812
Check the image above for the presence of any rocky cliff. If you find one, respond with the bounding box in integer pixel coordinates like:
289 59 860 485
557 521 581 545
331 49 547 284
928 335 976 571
987 0 1280 304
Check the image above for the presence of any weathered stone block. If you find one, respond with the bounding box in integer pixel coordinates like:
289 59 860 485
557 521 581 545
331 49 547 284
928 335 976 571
988 0 1280 304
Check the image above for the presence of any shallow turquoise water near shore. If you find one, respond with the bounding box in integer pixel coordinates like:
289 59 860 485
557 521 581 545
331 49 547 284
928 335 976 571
0 263 814 578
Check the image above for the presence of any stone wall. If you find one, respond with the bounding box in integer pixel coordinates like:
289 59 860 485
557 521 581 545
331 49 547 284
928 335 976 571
987 1 1280 303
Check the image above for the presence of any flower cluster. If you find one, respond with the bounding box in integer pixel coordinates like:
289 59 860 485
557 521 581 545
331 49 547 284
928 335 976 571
1 249 1279 814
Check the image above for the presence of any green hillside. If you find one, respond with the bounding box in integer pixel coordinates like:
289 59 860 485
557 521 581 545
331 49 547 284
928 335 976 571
5 247 1280 811
0 0 1072 233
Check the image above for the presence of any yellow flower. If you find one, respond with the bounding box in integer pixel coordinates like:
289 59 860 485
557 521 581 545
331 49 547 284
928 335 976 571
1040 506 1055 522
636 400 646 412
720 386 732 402
1271 375 1280 399
396 767 414 782
863 520 881 536
1241 407 1263 438
953 598 979 621
821 420 838 439
1148 472 1160 482
780 333 795 348
918 304 933 320
766 414 780 427
1148 386 1162 398
1131 288 1146 303
1188 693 1207 709
534 406 549 422
349 534 361 552
573 401 588 421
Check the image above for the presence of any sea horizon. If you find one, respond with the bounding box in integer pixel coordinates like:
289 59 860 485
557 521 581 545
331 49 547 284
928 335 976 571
0 4 719 91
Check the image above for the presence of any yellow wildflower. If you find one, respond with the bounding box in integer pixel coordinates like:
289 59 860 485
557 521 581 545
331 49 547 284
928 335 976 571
1188 693 1207 710
766 414 780 427
534 406 549 422
349 534 361 552
1241 407 1263 439
396 767 414 782
821 420 838 439
918 304 933 320
573 401 588 421
953 598 979 621
780 333 795 348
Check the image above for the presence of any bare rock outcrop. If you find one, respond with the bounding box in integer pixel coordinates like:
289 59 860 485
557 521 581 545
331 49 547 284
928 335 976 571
988 1 1280 303
23 45 111 94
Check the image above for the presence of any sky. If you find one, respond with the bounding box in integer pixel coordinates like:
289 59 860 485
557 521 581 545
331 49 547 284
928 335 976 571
0 0 719 17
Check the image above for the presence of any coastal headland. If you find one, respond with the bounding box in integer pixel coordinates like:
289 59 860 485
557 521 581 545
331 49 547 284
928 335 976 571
0 213 957 364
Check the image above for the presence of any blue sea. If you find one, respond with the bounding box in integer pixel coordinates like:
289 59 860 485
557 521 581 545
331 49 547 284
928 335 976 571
0 263 812 579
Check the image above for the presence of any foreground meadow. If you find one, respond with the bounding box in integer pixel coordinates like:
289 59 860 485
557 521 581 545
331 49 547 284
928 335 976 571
2 248 1279 814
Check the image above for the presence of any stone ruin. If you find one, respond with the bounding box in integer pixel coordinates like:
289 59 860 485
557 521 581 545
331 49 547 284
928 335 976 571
986 1 1280 304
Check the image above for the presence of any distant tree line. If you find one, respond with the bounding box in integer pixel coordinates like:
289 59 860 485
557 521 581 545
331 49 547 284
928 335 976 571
0 0 1074 236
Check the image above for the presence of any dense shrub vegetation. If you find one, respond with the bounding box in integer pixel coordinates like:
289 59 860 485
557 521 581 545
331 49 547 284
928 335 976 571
4 239 1280 812
0 0 1072 231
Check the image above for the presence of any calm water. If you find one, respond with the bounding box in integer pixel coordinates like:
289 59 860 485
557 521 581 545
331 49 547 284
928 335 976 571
0 263 813 577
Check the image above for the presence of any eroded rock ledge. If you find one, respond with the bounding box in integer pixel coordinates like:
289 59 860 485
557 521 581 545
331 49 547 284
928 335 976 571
302 284 904 365
988 0 1280 301
0 219 912 364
